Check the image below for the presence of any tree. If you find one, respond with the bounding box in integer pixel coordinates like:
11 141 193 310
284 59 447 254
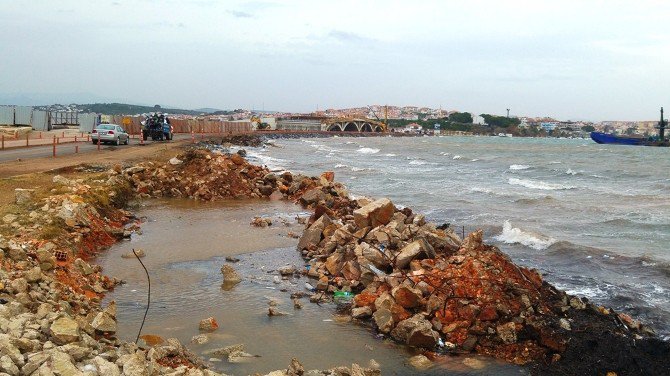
449 112 473 123
480 114 520 128
153 104 162 110
581 125 595 132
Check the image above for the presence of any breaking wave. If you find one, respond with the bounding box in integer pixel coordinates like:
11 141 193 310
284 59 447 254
409 160 427 165
334 164 348 169
357 147 380 154
384 153 397 157
509 164 531 170
453 155 463 160
495 220 556 250
508 178 575 190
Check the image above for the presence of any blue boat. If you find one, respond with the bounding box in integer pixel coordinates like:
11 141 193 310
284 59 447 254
590 132 654 146
590 108 668 147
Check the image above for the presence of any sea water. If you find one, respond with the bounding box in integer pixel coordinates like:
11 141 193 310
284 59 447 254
249 136 670 338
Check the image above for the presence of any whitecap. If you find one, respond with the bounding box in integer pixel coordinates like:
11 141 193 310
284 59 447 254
494 220 556 250
471 158 480 162
470 187 493 194
351 167 366 172
509 164 531 170
334 164 348 169
453 155 463 160
508 178 574 190
357 147 380 154
409 160 427 165
384 153 397 157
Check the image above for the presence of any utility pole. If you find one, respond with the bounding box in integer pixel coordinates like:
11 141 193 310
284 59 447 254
506 108 510 118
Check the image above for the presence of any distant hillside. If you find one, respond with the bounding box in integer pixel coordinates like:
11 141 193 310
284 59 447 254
78 103 205 116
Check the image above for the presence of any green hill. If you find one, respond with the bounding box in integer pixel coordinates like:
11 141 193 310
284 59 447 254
78 103 204 116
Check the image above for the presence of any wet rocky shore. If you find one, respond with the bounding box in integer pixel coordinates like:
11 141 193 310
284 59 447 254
0 141 668 375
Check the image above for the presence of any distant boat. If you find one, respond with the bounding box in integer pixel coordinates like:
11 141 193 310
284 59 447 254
590 107 668 147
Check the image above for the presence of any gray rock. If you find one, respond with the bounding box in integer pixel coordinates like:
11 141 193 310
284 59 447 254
351 306 372 319
372 308 394 334
74 258 94 276
14 188 35 205
408 355 432 370
395 239 434 270
51 351 82 376
0 354 19 376
92 356 121 376
277 265 297 276
10 278 28 293
297 215 332 251
122 353 148 376
24 267 43 283
391 315 439 348
50 316 80 345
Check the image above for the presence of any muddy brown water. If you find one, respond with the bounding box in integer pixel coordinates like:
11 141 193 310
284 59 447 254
97 199 524 375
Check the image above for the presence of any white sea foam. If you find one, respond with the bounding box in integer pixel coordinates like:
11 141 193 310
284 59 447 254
334 164 348 169
495 220 556 250
384 153 397 157
508 178 574 190
470 187 493 194
565 168 582 176
509 164 531 170
453 155 462 160
246 152 287 171
409 160 427 165
471 158 480 162
351 167 366 172
357 147 380 154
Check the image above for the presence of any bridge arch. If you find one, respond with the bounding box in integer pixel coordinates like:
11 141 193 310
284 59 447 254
343 122 359 132
361 123 373 132
327 123 343 131
374 125 383 132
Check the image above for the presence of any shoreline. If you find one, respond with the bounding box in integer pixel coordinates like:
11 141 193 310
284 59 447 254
0 137 668 375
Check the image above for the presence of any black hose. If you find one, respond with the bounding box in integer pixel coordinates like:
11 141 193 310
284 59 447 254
133 249 150 344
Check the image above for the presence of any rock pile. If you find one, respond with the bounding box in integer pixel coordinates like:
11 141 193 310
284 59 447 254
290 174 661 366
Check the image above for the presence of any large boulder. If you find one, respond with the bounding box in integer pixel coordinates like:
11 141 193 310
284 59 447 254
91 301 117 333
14 188 35 205
391 285 423 308
50 316 81 344
391 315 439 348
297 215 332 250
372 308 394 333
358 242 389 269
353 198 395 229
395 239 434 269
299 188 327 207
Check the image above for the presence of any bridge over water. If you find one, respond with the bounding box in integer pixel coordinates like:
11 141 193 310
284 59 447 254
276 116 387 133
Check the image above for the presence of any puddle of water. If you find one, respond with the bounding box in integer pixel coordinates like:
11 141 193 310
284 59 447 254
98 199 525 375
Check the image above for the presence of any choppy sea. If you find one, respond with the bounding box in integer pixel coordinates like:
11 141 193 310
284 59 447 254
244 135 670 338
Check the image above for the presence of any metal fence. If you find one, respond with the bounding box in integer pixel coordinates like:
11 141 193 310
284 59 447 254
108 115 252 134
0 106 100 131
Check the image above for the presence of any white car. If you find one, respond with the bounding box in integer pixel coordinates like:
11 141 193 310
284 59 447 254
91 124 129 145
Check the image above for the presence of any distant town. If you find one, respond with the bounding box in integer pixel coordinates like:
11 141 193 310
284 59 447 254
2 102 663 138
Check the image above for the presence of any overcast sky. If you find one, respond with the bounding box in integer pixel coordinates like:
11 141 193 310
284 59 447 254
1 0 669 120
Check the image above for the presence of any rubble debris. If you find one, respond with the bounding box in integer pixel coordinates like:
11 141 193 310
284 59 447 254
199 317 219 332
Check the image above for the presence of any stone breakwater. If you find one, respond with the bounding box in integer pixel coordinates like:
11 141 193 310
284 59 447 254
1 146 667 375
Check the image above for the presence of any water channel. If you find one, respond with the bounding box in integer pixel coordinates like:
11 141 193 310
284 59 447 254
97 199 524 375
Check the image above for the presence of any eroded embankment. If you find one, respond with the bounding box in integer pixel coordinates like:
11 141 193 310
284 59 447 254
1 143 668 376
0 148 380 376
